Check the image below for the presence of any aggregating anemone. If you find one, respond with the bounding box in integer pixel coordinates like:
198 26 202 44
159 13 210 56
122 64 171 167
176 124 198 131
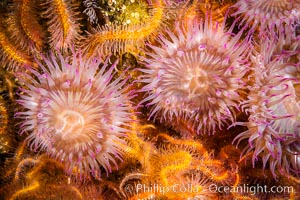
234 36 300 177
139 16 250 135
233 0 300 33
16 51 134 178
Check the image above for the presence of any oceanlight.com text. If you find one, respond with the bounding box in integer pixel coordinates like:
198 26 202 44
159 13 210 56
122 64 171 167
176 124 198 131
125 183 294 197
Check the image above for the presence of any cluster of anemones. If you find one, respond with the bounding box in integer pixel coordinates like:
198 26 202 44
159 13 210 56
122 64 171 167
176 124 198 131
16 51 134 179
139 16 250 135
5 0 299 187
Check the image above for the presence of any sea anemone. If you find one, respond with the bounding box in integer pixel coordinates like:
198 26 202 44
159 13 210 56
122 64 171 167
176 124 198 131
16 51 134 179
284 138 300 175
139 16 249 135
273 24 300 65
233 38 300 177
232 0 300 33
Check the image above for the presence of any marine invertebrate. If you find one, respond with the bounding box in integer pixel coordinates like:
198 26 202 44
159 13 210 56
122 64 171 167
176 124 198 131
139 15 249 135
123 172 218 200
121 133 239 199
0 68 18 101
232 0 300 33
83 0 100 25
43 0 81 50
16 51 134 179
0 0 299 198
0 96 8 134
152 148 193 185
178 0 233 25
152 134 237 185
6 156 84 200
124 120 156 172
0 96 10 154
271 23 300 65
82 0 165 57
0 69 19 155
5 0 45 51
285 138 300 175
124 127 237 187
233 40 300 177
0 30 34 70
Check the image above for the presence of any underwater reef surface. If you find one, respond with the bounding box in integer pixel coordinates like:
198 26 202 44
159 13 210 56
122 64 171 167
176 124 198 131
0 0 299 199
